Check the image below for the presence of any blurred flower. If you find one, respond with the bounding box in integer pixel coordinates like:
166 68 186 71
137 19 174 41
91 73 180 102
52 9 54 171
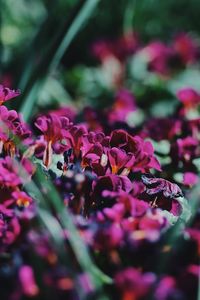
19 265 39 297
108 89 136 125
155 276 177 300
173 33 200 64
12 191 32 208
0 85 20 105
115 268 156 300
177 88 200 109
183 172 198 187
140 41 176 75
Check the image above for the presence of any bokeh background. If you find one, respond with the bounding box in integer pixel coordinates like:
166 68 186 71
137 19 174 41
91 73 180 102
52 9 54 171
1 0 200 118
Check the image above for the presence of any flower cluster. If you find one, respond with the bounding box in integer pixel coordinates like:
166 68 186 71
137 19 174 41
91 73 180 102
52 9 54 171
0 31 200 300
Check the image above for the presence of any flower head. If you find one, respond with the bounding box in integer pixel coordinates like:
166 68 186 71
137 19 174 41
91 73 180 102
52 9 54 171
0 85 20 105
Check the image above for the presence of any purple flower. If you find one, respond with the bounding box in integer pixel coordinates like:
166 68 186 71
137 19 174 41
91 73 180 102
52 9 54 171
12 190 32 208
93 174 132 199
140 41 175 75
115 268 156 300
155 276 176 300
141 175 183 198
171 136 199 164
108 147 135 175
0 105 31 157
110 130 161 172
81 143 103 169
0 205 20 246
144 117 181 141
0 85 20 105
35 114 72 167
0 156 34 188
19 265 39 297
183 172 198 187
108 89 136 124
173 33 200 64
94 222 123 250
177 88 200 109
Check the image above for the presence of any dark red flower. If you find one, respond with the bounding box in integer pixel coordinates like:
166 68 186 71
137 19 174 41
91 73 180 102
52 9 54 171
173 33 200 64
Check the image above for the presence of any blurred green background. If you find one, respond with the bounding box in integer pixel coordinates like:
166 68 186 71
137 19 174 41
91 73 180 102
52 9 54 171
0 0 200 119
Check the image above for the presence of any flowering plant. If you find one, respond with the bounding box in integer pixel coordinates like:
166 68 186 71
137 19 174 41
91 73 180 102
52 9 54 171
0 3 200 299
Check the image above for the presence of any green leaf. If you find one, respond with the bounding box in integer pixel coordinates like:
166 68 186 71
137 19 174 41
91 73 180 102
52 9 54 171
19 0 100 121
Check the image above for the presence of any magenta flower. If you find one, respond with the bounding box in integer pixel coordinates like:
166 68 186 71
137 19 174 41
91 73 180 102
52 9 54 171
91 39 113 61
115 31 139 60
12 190 32 208
0 156 34 188
177 88 200 109
142 175 183 198
144 117 181 141
65 124 88 159
115 268 156 300
100 203 125 222
140 41 175 75
92 32 138 62
110 129 161 172
108 89 136 124
35 114 71 167
81 142 103 169
94 222 124 250
92 174 132 205
0 205 20 246
183 172 198 187
171 136 199 164
19 265 39 297
173 33 200 64
0 85 20 105
155 276 176 300
0 105 31 157
108 147 135 175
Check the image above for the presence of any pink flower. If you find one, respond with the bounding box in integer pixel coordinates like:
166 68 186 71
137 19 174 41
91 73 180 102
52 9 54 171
171 136 199 164
65 124 88 159
141 41 175 75
108 89 136 124
177 88 200 108
0 156 34 188
0 105 31 157
173 33 200 64
35 114 72 167
141 174 183 198
115 268 156 300
12 190 32 208
183 172 198 187
144 117 181 141
81 143 103 169
110 130 161 172
0 205 20 246
0 85 20 105
19 265 39 297
108 147 135 175
155 276 176 300
92 174 132 206
94 222 124 250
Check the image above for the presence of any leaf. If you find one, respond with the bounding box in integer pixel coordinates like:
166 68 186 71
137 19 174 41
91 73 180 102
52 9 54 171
19 0 100 121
